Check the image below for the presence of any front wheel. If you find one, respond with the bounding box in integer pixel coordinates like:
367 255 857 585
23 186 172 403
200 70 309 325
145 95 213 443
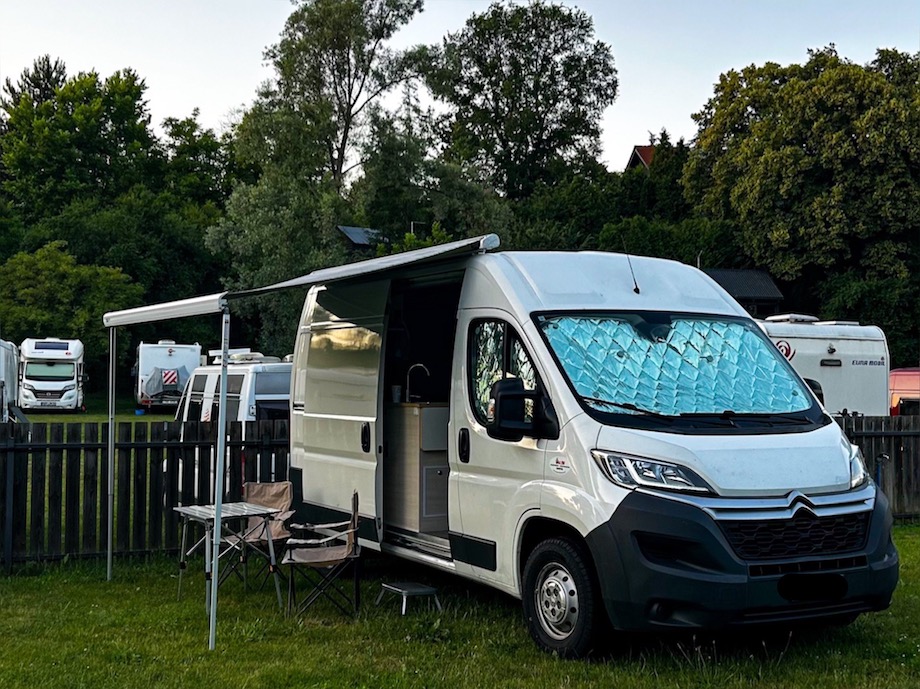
522 537 600 658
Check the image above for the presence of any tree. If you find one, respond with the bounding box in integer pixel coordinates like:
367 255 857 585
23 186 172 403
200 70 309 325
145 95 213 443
683 47 920 365
265 0 426 192
0 55 66 117
428 0 618 199
0 242 143 377
1 68 163 223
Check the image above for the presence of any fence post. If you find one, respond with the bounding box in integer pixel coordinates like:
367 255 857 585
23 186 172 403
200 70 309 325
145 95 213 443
3 428 13 575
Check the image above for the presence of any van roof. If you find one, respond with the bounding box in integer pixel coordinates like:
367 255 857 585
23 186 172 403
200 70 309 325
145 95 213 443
469 252 747 317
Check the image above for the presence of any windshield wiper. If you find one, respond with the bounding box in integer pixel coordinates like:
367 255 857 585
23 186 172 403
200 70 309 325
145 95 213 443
582 397 671 419
680 411 815 427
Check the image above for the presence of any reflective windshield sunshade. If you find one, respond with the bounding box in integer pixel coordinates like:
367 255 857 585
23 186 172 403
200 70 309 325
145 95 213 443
540 314 811 416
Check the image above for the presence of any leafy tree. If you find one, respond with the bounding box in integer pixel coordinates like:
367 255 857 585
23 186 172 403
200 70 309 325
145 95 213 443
428 0 618 199
0 242 143 377
683 47 920 365
265 0 426 192
1 68 163 223
162 110 235 208
0 55 66 117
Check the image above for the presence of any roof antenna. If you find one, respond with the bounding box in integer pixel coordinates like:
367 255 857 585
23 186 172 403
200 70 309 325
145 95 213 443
621 235 641 294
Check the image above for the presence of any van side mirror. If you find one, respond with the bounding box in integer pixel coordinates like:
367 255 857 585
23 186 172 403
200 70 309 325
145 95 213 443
487 378 559 442
803 377 824 405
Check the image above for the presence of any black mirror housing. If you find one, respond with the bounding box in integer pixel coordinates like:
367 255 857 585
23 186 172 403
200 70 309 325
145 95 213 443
803 377 824 405
486 378 559 441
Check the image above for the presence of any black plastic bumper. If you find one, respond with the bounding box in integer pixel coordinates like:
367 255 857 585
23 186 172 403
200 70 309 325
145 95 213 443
585 488 899 631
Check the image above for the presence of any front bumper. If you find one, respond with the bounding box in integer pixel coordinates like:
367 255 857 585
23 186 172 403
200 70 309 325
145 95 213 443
586 487 899 630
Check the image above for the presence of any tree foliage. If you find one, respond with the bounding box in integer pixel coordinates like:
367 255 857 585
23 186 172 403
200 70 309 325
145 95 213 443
0 242 142 365
265 0 426 192
428 0 618 199
1 68 162 223
684 47 920 364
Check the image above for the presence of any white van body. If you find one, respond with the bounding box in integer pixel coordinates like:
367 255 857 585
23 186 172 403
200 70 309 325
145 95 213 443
0 339 20 422
134 340 201 409
175 357 292 425
758 315 890 416
289 236 897 657
18 338 84 411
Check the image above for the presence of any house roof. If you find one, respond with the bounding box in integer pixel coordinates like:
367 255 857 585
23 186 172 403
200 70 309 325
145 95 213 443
703 268 784 302
626 145 656 170
336 225 381 246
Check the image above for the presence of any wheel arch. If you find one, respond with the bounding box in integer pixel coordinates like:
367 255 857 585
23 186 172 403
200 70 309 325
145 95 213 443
517 516 596 591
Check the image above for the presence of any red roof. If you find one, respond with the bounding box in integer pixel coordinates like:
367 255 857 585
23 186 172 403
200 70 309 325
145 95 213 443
626 145 656 170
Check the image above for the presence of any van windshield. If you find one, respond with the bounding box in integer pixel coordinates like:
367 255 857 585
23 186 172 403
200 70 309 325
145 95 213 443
25 361 75 381
537 312 826 432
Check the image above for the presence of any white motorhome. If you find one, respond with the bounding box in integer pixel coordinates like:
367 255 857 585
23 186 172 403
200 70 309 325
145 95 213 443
758 314 890 417
0 339 20 422
288 236 897 657
18 338 85 412
133 340 201 409
175 353 292 425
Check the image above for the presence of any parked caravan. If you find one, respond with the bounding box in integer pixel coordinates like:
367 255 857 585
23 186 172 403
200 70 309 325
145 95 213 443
288 236 897 657
134 340 201 409
890 368 920 416
175 353 292 425
757 314 890 417
0 339 20 422
18 338 85 411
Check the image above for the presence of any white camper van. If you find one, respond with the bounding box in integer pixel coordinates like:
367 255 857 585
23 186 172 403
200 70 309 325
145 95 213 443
18 338 85 411
0 339 20 422
288 236 897 657
134 340 201 409
758 314 890 416
175 353 291 425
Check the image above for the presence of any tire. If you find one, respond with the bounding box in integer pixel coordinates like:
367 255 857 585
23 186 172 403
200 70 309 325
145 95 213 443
522 537 599 659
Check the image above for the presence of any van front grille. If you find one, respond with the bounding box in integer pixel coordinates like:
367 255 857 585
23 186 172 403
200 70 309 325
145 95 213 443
719 511 870 560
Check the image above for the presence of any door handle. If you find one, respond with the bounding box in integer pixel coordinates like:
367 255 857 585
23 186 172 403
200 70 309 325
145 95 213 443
360 422 371 453
458 428 470 463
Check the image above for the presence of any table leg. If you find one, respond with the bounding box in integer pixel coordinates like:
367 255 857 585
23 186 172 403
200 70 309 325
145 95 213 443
203 524 213 615
177 518 189 601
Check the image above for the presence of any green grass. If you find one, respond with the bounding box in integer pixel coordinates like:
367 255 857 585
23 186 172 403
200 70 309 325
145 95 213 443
22 391 175 425
1 527 918 689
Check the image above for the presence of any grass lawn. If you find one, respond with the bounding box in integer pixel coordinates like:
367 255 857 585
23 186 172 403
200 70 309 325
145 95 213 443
22 391 176 425
0 527 917 689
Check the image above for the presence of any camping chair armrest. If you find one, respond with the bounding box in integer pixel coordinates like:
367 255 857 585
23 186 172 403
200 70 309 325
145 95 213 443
290 519 350 532
286 529 353 548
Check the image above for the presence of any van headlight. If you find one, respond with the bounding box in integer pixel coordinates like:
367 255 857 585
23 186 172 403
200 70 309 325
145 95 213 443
62 384 76 392
591 450 714 495
849 445 868 489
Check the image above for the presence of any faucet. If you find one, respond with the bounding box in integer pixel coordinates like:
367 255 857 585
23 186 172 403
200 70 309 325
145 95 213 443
406 363 430 402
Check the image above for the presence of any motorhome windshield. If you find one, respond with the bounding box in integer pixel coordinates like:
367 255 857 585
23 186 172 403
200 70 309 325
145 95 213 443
25 361 75 381
537 312 826 432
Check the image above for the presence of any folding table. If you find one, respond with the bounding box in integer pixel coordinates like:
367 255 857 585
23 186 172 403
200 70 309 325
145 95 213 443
174 502 284 612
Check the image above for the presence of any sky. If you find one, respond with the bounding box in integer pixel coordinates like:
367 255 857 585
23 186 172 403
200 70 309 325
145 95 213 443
1 0 918 169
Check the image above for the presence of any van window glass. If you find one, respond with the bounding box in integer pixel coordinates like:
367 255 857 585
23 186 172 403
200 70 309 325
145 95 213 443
186 400 202 421
469 320 538 425
191 375 207 393
24 362 75 381
538 313 815 423
255 372 291 395
226 399 240 421
256 400 289 421
227 375 244 395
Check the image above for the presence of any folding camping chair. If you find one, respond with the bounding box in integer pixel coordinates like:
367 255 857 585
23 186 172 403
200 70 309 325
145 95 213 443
220 481 294 594
283 490 361 617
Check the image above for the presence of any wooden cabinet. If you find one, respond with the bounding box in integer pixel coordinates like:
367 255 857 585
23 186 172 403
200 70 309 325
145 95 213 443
384 404 449 533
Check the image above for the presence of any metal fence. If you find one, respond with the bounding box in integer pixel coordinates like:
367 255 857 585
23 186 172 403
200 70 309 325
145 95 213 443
0 420 289 571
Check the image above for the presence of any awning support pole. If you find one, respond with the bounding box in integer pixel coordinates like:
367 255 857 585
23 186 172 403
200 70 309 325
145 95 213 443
106 326 116 581
208 306 230 650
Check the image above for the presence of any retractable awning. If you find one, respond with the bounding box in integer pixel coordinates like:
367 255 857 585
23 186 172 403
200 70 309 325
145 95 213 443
101 232 500 651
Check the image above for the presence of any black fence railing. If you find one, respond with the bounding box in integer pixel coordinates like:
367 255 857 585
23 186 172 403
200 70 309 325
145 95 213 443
0 420 289 571
2 415 919 571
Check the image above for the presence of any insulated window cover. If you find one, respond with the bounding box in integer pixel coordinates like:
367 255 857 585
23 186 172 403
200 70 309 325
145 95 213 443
541 316 810 415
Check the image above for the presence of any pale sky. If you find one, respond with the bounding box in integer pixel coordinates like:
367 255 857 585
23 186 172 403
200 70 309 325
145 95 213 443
1 0 918 169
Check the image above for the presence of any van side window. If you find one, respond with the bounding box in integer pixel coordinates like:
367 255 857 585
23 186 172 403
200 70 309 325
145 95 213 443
469 320 538 425
191 375 207 392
